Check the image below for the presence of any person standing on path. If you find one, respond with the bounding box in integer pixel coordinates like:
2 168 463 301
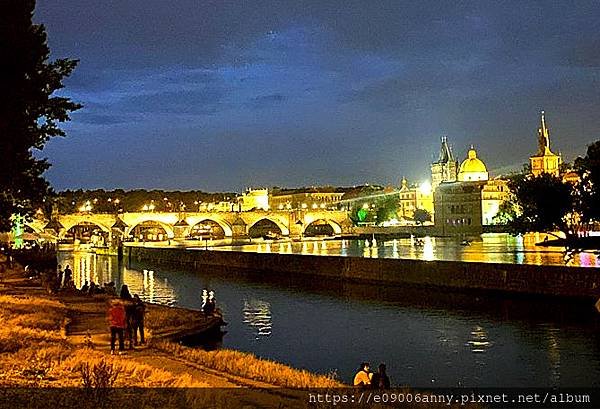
63 265 73 288
107 299 127 354
132 294 146 345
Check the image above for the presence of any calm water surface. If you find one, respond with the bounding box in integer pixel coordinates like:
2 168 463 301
58 236 600 387
208 233 600 267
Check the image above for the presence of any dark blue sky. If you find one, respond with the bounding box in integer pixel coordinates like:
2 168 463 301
36 0 600 191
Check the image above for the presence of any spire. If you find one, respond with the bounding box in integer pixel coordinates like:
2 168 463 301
537 110 551 155
438 136 454 163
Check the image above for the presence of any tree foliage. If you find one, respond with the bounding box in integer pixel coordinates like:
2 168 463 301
574 141 600 223
413 208 432 225
506 173 575 238
0 0 81 231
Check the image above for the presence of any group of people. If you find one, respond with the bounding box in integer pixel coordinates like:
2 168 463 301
353 362 390 389
201 289 217 316
80 280 117 296
107 284 146 354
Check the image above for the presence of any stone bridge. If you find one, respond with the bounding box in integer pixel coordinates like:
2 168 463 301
27 210 353 241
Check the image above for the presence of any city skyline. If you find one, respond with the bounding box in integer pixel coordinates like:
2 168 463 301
36 0 600 191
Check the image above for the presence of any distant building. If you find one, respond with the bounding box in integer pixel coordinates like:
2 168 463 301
398 178 434 222
269 187 345 210
431 136 458 190
434 181 484 236
482 179 510 225
239 188 269 211
433 145 509 232
530 111 561 177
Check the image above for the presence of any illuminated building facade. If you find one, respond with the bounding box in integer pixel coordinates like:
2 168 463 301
238 188 270 211
398 178 434 221
434 181 484 236
269 188 344 210
481 179 510 225
434 145 509 232
530 111 561 177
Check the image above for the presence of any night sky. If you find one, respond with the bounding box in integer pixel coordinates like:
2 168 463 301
35 0 600 191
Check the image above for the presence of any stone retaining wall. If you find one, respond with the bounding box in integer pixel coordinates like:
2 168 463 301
126 246 600 298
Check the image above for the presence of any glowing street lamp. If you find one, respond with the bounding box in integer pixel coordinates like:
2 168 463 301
301 203 308 209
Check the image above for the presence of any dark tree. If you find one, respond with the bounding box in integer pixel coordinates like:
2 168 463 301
413 208 432 225
375 195 400 224
507 173 575 239
574 141 600 223
0 0 81 231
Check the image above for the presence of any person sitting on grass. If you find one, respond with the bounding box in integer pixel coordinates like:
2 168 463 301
80 281 89 294
370 363 390 389
353 362 372 388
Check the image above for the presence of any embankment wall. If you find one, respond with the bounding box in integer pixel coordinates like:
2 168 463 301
125 246 600 298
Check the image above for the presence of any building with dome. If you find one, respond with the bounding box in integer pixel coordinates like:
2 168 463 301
432 143 509 235
458 146 489 182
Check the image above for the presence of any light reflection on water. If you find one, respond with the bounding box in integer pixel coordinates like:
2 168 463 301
212 234 600 267
58 238 600 387
242 299 273 339
58 253 178 306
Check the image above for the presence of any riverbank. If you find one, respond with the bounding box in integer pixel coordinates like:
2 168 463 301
0 257 343 408
126 246 600 299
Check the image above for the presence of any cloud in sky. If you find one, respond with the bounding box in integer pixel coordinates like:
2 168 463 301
36 0 600 190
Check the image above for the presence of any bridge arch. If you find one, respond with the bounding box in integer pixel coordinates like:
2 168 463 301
126 220 174 239
247 217 289 238
59 221 112 242
186 216 233 237
188 219 229 239
303 219 342 236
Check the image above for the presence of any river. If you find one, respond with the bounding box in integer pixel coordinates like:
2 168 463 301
58 235 600 387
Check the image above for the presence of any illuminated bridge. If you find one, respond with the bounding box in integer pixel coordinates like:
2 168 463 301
27 210 354 243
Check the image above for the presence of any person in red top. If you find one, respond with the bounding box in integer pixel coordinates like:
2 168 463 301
107 299 127 354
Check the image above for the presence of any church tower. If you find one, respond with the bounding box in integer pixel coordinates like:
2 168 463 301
529 111 561 177
431 136 458 190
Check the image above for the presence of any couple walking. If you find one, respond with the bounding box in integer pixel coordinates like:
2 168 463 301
107 285 146 354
